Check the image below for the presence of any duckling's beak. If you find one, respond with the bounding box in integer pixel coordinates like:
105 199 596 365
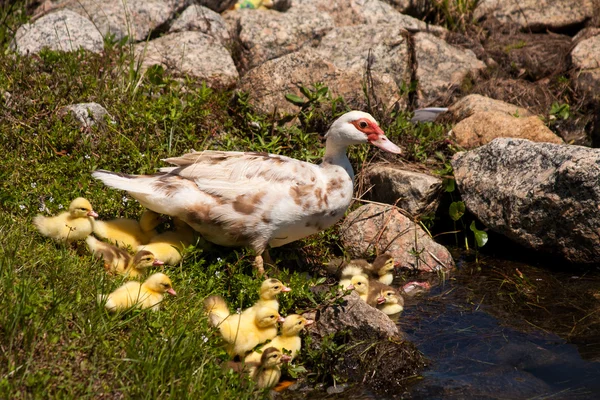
277 315 286 323
153 259 165 266
304 319 314 326
280 354 292 363
167 288 177 296
88 210 99 218
281 286 291 292
377 296 386 305
346 284 355 290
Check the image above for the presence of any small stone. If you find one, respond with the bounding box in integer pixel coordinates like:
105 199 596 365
61 103 115 128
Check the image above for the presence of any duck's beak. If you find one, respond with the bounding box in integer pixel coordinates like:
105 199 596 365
368 126 402 154
277 315 286 323
377 296 386 305
280 354 292 363
153 259 165 266
281 286 292 292
346 284 355 290
304 319 314 326
167 288 177 296
88 210 99 218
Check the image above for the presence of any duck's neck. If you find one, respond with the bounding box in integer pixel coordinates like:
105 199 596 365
322 139 354 180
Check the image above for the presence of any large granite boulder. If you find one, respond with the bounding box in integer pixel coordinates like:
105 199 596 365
444 94 533 123
452 138 600 264
169 5 231 45
571 33 600 102
12 10 104 55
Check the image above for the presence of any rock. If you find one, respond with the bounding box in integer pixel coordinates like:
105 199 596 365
445 94 533 123
414 32 486 107
237 48 405 116
451 138 600 264
571 33 600 102
56 0 175 42
316 24 411 92
295 0 445 34
169 5 230 45
234 7 334 70
364 164 443 217
60 103 115 127
452 111 563 149
12 10 104 55
134 32 238 89
474 0 594 32
196 0 237 13
340 203 454 272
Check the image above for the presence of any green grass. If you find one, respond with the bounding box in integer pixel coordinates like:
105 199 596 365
0 7 454 395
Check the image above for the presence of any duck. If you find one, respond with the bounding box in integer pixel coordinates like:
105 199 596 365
136 218 196 265
348 275 369 302
204 295 284 357
336 254 395 288
33 197 98 243
86 236 164 277
92 111 401 274
244 314 313 364
92 210 162 249
241 278 291 319
376 288 404 315
98 272 176 312
227 347 292 390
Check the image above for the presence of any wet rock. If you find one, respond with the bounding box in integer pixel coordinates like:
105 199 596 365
134 32 238 89
571 33 600 102
237 48 404 116
316 24 411 92
451 138 600 264
452 111 563 149
234 7 334 70
363 164 443 217
340 203 454 272
474 0 594 32
444 94 533 123
169 5 230 45
12 10 104 55
414 32 486 107
60 103 115 127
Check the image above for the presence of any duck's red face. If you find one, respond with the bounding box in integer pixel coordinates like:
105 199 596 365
351 118 402 154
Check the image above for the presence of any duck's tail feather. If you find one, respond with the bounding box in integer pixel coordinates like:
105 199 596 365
92 170 161 196
203 295 230 326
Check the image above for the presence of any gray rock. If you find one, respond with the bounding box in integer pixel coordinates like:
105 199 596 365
474 0 595 32
446 94 533 123
571 33 600 102
316 24 411 92
451 111 563 149
364 164 443 217
451 138 600 264
169 5 230 45
60 103 115 127
414 32 485 107
237 48 405 115
234 7 334 70
134 31 238 89
340 203 454 272
12 10 104 55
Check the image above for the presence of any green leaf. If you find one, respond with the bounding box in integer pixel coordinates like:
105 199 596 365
443 178 455 193
285 93 306 106
470 221 488 247
449 201 465 221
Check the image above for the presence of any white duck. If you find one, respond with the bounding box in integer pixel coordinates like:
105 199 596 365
92 111 401 274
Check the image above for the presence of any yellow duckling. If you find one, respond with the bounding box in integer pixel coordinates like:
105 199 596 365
204 295 284 357
98 272 176 312
348 275 369 302
227 347 292 390
245 314 314 364
363 253 395 285
241 278 291 318
376 288 404 315
86 236 164 277
33 197 98 243
136 218 195 265
92 210 162 249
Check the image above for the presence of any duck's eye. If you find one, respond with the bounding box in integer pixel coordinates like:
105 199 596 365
298 321 302 325
359 121 368 129
274 286 280 290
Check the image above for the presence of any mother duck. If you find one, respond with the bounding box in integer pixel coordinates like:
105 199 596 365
92 111 401 274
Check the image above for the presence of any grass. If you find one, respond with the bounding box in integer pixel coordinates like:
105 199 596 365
0 4 454 397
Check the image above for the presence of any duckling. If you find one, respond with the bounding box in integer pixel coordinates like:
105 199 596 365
204 295 284 357
33 197 98 243
363 253 395 285
86 236 164 277
241 278 291 319
348 274 369 302
245 314 314 364
136 218 195 265
98 272 176 312
377 288 404 315
92 210 162 249
227 347 292 390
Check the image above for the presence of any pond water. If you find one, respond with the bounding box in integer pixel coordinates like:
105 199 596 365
288 252 600 399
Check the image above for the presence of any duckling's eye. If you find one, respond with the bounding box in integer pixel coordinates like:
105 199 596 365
359 120 368 129
274 286 280 290
298 321 302 325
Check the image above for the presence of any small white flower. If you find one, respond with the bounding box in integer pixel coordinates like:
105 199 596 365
31 182 37 188
84 154 91 160
38 206 45 212
140 153 145 157
216 257 222 262
122 196 129 204
19 204 26 210
58 204 64 209
236 308 241 314
215 271 221 277
48 196 54 203
201 335 208 343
